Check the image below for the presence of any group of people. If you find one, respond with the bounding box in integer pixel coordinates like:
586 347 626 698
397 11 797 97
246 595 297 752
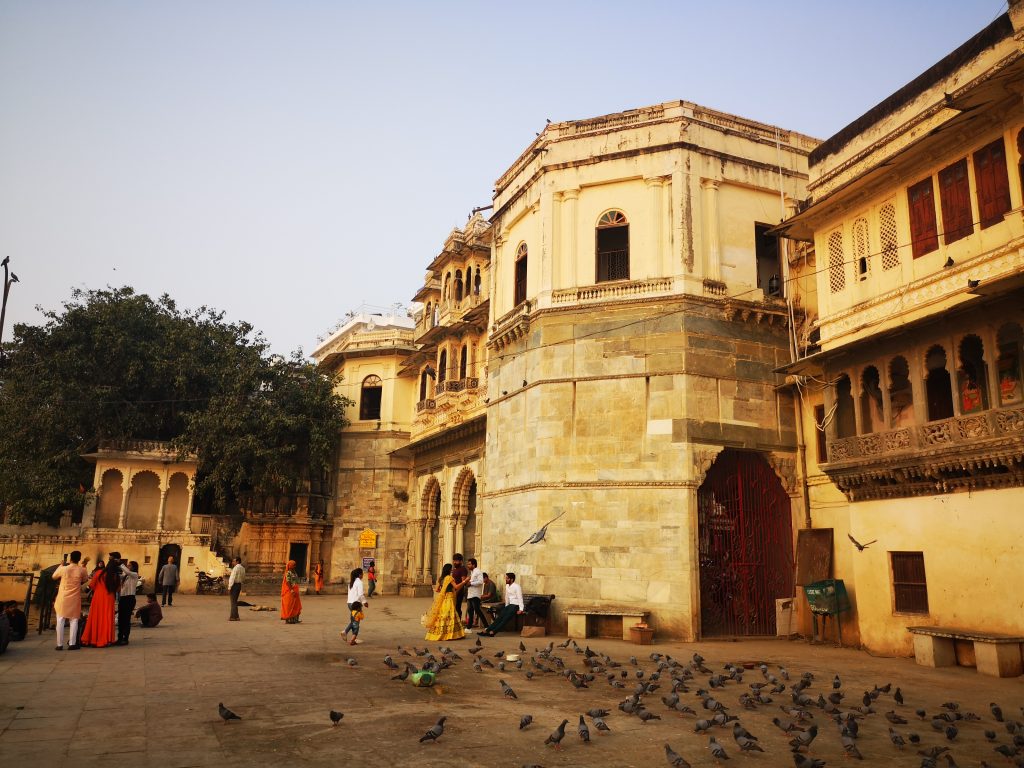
50 549 164 650
423 553 516 641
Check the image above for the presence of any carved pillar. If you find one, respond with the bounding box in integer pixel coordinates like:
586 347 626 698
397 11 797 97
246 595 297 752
117 470 130 529
909 344 928 425
851 368 864 435
701 179 721 282
420 521 432 582
454 519 465 557
156 489 168 531
645 177 664 275
411 520 425 580
560 189 579 286
982 326 1001 409
184 478 195 532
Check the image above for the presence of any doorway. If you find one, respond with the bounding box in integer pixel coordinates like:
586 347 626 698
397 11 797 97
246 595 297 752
698 449 794 636
157 543 182 588
288 543 309 577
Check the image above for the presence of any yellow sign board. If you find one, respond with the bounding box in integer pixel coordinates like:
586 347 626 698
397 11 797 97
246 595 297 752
358 528 378 548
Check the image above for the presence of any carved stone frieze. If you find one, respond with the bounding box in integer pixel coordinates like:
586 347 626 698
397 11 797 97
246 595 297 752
767 453 798 494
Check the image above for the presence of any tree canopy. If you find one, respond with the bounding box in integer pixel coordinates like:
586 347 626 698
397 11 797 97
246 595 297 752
0 287 350 524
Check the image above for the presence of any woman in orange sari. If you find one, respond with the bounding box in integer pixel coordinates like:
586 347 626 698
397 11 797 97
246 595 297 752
312 560 324 595
80 561 117 647
280 560 302 624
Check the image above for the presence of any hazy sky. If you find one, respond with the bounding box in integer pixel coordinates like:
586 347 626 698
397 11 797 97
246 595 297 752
0 1 1004 356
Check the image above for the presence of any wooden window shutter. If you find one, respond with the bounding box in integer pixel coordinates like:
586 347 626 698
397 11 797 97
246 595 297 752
974 138 1011 229
907 178 938 258
938 158 972 245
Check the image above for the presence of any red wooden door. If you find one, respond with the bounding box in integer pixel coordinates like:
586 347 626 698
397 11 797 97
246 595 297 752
698 450 794 636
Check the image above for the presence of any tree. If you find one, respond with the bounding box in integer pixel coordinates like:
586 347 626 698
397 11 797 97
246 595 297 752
0 287 350 524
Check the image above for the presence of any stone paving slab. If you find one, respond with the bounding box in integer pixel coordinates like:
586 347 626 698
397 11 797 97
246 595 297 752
1 593 1022 767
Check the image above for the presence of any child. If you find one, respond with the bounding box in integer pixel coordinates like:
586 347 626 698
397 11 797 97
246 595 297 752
342 601 364 646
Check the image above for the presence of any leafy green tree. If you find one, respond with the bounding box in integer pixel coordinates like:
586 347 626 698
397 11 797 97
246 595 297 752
0 287 350 523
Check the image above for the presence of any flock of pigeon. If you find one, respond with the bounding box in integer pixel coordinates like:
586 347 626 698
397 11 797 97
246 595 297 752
218 634 1024 767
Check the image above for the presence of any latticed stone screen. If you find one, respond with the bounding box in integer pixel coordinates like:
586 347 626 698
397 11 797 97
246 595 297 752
853 217 869 278
828 229 846 293
879 201 899 271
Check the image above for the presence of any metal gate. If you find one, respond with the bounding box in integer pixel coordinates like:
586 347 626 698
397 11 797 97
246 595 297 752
698 450 794 637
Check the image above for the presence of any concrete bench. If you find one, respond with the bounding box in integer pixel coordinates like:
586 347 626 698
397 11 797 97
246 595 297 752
566 608 648 641
908 626 1024 678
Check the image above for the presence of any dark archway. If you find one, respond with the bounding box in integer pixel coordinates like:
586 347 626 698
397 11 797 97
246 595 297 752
156 543 182 592
698 450 794 637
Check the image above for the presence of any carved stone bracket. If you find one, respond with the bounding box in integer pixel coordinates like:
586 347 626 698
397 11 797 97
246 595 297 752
691 446 725 486
767 453 798 495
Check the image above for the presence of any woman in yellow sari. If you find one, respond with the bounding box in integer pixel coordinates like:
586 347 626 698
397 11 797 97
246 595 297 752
423 563 465 641
280 560 302 624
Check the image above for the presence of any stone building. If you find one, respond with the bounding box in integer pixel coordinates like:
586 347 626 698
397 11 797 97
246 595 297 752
311 310 417 592
482 101 817 639
778 5 1024 659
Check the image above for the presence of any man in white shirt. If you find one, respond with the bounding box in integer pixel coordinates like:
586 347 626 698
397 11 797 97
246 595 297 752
479 573 524 636
228 558 245 621
116 559 141 645
464 558 488 631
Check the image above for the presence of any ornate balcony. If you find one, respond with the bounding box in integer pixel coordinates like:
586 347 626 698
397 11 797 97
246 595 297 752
416 399 436 412
824 405 1024 500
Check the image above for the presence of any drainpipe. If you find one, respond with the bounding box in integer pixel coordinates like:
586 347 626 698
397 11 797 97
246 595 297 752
792 381 813 529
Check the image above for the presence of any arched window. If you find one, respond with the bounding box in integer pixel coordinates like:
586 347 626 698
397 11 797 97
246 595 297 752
514 243 528 306
835 374 856 439
860 366 882 434
454 270 464 303
465 266 474 298
443 273 451 300
888 356 914 428
438 350 448 384
359 375 383 421
460 345 468 379
419 369 429 401
997 322 1023 406
596 210 629 282
957 334 989 414
425 302 433 328
925 345 954 421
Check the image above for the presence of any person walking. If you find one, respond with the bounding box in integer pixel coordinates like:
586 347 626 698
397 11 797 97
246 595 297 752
116 560 141 645
312 560 324 595
228 557 245 621
52 551 90 650
157 556 180 606
478 573 524 637
464 558 488 631
366 560 377 599
342 601 364 646
343 567 366 644
280 560 302 624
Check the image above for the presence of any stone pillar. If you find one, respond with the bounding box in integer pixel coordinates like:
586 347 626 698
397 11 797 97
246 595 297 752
455 520 465 556
645 177 664 276
411 520 424 580
561 189 579 286
420 521 432 581
909 348 929 425
701 179 721 282
851 370 864 435
156 489 168 531
184 479 195 532
117 470 130 529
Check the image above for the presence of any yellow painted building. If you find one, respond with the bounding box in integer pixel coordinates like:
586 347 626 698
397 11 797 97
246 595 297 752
780 5 1024 663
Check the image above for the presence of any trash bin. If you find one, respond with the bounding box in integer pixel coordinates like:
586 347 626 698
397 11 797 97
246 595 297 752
802 579 851 644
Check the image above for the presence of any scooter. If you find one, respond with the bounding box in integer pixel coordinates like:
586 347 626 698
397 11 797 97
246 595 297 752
196 570 226 595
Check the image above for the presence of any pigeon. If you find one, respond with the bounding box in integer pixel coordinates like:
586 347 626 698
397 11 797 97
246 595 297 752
519 714 533 730
587 708 610 718
500 680 518 699
578 714 590 742
520 509 567 546
894 687 904 706
991 703 1004 722
908 732 921 744
848 533 877 550
709 736 730 762
637 709 662 723
419 716 447 743
545 719 569 749
329 710 344 726
347 658 358 667
593 716 611 733
993 744 1018 759
833 675 841 690
888 727 905 748
383 655 398 669
841 733 863 759
916 708 928 720
391 667 410 681
665 742 691 767
943 754 960 768
694 718 713 734
789 725 818 751
945 725 958 741
918 746 950 759
886 710 908 724
218 703 241 723
792 755 826 768
985 729 997 741
735 734 764 753
519 641 526 652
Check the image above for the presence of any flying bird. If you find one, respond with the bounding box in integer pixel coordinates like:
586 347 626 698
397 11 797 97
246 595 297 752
419 716 447 743
218 703 241 723
848 534 877 551
329 710 344 725
520 509 567 546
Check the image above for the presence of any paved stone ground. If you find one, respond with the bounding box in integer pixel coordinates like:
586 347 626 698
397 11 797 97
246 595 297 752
1 593 1022 767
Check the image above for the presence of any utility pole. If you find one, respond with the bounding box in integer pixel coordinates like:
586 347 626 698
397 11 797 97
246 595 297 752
0 256 20 366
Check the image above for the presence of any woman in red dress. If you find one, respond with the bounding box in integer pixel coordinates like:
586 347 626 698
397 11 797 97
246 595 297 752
81 562 117 647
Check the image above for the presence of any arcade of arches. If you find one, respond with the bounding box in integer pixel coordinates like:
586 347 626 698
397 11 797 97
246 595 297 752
404 464 480 591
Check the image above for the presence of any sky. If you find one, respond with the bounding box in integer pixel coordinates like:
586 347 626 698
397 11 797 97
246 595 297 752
0 1 1006 356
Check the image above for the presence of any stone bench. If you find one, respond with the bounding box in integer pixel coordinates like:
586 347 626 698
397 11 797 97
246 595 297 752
566 608 648 641
908 626 1024 678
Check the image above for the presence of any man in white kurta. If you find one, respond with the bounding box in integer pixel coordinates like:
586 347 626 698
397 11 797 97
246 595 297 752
52 550 90 650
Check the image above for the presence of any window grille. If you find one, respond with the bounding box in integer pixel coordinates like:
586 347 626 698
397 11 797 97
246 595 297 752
891 551 928 614
828 229 845 294
853 218 870 279
879 201 899 271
